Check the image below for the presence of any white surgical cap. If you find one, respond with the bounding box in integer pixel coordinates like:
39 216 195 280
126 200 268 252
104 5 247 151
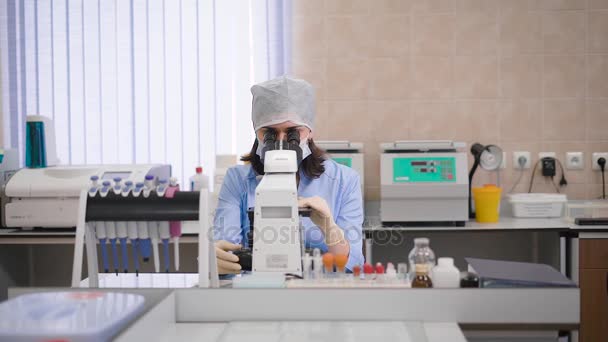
251 75 316 132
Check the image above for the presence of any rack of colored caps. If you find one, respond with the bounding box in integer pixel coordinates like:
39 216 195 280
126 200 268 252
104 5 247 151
351 262 402 279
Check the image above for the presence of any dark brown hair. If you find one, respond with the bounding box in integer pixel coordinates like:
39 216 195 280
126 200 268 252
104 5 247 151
241 138 327 178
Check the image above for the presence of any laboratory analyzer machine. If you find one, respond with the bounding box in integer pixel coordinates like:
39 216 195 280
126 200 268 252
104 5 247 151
380 141 469 226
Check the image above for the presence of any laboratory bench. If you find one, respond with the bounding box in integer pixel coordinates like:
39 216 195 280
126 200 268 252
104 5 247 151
6 286 579 342
2 218 608 341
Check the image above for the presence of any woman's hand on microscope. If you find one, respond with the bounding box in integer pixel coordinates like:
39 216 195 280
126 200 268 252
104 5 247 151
215 240 242 274
298 196 348 252
298 196 335 233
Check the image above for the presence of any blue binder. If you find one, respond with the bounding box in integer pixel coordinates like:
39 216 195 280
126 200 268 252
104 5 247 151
465 257 576 288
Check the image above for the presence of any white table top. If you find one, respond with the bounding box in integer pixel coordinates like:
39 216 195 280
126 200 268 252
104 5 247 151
158 321 466 342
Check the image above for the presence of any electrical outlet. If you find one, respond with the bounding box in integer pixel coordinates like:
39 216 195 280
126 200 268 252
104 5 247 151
592 152 608 170
500 152 507 169
513 151 531 169
566 152 584 170
538 152 556 160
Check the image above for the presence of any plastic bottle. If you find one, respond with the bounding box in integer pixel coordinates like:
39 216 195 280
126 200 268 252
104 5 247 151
431 257 460 288
408 237 436 278
190 166 209 191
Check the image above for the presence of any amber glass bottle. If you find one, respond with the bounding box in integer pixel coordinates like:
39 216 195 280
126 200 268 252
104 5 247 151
411 264 433 288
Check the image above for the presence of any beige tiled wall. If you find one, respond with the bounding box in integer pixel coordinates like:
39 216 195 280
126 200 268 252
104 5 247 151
292 0 608 201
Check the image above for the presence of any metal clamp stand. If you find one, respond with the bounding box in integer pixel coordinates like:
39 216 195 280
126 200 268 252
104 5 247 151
71 189 218 288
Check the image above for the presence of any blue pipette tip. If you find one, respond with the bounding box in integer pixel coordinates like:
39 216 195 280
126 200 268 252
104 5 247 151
120 238 129 273
113 177 122 182
139 238 152 260
135 182 144 188
132 239 140 276
125 180 133 186
145 175 154 181
162 239 170 273
102 181 111 186
90 175 99 181
100 238 109 273
110 239 119 275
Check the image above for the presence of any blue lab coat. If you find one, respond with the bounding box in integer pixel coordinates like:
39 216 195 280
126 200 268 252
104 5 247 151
213 159 364 271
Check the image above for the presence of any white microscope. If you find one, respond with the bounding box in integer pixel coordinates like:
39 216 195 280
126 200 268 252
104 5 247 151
251 148 303 277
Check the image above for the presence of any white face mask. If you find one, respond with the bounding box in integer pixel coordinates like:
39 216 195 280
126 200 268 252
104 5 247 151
299 134 312 161
255 133 312 164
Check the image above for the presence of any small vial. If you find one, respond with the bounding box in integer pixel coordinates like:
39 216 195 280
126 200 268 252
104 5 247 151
132 183 144 197
99 181 111 198
88 186 98 197
90 175 99 188
122 181 133 197
156 178 168 197
352 265 361 279
113 177 123 188
397 263 408 281
144 175 156 189
143 186 152 198
112 177 122 195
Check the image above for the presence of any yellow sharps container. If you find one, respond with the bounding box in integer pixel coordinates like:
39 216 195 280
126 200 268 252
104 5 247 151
472 184 502 223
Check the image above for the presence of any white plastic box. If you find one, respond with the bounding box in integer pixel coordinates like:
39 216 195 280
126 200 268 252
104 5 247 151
0 291 145 342
508 193 568 218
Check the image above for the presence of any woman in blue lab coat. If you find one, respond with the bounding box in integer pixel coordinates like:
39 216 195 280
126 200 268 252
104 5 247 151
213 76 364 274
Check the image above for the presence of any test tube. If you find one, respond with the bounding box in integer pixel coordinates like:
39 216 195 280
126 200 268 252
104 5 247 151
302 253 312 280
312 248 322 280
322 253 334 275
334 254 348 276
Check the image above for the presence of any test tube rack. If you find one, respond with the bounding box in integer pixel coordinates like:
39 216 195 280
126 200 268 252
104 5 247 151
71 189 219 288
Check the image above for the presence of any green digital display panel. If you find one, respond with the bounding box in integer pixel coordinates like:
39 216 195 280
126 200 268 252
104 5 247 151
333 157 352 168
393 157 456 183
